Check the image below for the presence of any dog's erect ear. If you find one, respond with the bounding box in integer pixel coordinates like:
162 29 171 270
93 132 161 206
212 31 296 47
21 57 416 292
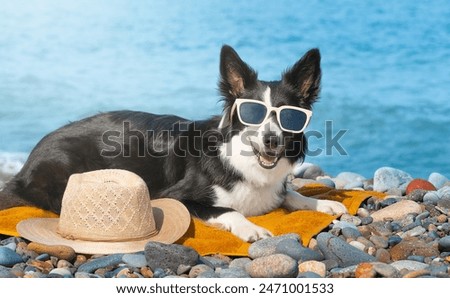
219 45 258 99
282 49 321 106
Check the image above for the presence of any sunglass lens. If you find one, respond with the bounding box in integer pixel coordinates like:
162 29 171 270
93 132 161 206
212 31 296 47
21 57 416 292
239 102 267 124
279 109 308 132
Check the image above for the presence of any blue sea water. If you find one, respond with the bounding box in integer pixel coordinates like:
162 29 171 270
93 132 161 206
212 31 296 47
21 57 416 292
0 0 449 179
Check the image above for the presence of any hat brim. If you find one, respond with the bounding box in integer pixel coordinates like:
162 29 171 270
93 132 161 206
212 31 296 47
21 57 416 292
17 198 191 255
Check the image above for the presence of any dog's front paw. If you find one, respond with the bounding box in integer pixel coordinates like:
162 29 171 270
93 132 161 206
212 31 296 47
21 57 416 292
316 200 347 215
231 221 273 242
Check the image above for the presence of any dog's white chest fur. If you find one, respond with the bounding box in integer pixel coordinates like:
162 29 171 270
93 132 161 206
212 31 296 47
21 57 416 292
213 181 285 217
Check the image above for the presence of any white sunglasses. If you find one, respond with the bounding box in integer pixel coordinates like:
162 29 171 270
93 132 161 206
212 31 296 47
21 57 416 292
230 98 313 133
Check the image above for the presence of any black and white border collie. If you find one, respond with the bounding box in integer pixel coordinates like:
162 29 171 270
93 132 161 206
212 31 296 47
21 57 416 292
0 45 346 242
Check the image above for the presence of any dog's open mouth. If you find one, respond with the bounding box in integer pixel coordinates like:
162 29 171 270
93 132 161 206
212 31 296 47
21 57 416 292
251 145 281 169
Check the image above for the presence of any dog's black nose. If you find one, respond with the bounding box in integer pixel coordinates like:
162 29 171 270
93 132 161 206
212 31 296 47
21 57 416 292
263 133 280 150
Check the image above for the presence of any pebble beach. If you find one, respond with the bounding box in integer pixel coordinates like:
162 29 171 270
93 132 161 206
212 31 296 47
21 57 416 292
1 164 449 278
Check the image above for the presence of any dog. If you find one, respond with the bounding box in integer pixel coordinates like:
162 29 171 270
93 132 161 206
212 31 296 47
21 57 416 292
0 45 346 242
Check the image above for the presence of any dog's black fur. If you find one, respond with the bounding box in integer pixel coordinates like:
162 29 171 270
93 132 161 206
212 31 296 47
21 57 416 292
0 45 343 242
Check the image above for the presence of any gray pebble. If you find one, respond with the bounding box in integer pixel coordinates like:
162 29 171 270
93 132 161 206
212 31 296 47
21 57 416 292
372 262 400 278
391 260 429 271
144 242 199 273
317 178 335 188
49 268 73 278
336 172 366 184
344 181 364 189
275 238 323 261
401 226 426 238
197 271 218 278
0 247 23 267
423 191 440 205
201 256 228 269
35 254 50 262
217 267 250 278
297 271 323 278
316 232 376 267
122 253 147 268
245 254 298 278
429 172 449 189
248 233 300 259
341 227 362 240
4 243 16 251
407 255 425 263
369 235 388 249
189 264 214 278
340 214 362 226
360 216 373 225
332 220 358 231
302 165 325 180
74 272 102 278
77 254 124 273
330 265 357 274
229 258 252 269
438 236 450 252
373 167 413 192
0 265 16 278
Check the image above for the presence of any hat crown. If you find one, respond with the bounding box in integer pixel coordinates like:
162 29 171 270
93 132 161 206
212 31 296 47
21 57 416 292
57 169 156 241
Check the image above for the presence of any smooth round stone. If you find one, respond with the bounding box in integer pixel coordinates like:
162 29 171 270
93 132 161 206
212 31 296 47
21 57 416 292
0 247 23 267
27 242 76 261
298 260 326 278
401 226 426 238
275 238 323 261
316 178 335 188
344 181 364 190
373 167 413 192
197 271 218 278
375 248 391 263
423 191 440 205
437 186 450 199
388 235 402 247
340 214 362 226
297 271 322 278
438 236 450 252
74 272 102 278
201 256 228 269
390 260 429 271
406 179 436 195
293 162 314 177
357 208 370 218
428 172 449 189
4 243 16 252
245 254 298 278
35 254 50 261
302 165 325 180
360 216 373 225
49 268 73 278
372 262 400 278
406 189 427 202
332 220 358 230
336 172 366 183
144 242 199 273
189 264 214 278
217 267 250 278
248 233 300 259
349 241 366 251
369 235 388 249
341 227 362 240
371 200 422 222
316 232 376 267
229 258 252 269
0 265 17 278
122 253 147 268
407 255 425 263
77 254 124 273
379 197 398 208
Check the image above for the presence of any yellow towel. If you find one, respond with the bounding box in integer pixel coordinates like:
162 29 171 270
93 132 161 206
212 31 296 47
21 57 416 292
0 184 385 256
177 184 385 256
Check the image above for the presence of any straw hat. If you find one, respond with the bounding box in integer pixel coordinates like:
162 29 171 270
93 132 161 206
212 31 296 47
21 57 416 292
17 169 191 254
